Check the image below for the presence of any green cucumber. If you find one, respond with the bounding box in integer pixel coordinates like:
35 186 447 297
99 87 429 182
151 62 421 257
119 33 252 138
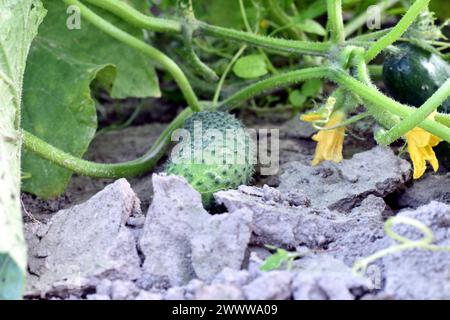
165 111 255 208
383 43 450 170
383 43 450 113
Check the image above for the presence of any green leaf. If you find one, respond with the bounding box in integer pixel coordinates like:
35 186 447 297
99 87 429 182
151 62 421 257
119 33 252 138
289 79 322 109
46 0 160 99
0 0 46 300
295 19 326 36
289 90 307 108
261 246 301 272
260 248 291 271
260 252 286 271
193 0 258 29
21 51 110 198
21 0 160 198
233 55 268 79
301 79 323 97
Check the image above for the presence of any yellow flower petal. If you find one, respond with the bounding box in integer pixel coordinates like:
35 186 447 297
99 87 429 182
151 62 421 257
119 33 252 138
301 113 324 122
405 127 442 179
311 112 345 166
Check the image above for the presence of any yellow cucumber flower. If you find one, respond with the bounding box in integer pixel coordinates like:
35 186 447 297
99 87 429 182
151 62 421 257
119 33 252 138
405 127 442 179
304 111 346 166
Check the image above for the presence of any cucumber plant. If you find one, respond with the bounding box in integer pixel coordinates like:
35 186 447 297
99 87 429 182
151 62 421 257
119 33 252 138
1 0 450 298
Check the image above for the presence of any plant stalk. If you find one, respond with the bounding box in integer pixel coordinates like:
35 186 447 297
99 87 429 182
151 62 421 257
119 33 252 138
365 0 430 62
377 78 450 145
219 67 330 110
331 68 450 143
23 108 193 178
83 0 182 33
327 0 346 43
77 0 331 57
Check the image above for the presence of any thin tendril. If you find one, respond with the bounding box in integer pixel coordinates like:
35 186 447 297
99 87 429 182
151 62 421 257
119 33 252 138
352 216 450 276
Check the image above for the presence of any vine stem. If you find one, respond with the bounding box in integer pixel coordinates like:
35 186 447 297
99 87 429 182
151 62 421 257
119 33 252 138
198 22 331 57
318 112 371 131
263 0 303 40
239 0 253 34
219 67 331 110
78 0 331 57
365 0 431 62
181 25 219 82
435 113 450 127
212 45 247 106
348 28 392 42
344 0 399 37
327 0 345 44
330 68 450 143
82 0 182 33
23 108 193 178
351 47 403 129
238 0 278 76
377 78 450 145
63 0 201 112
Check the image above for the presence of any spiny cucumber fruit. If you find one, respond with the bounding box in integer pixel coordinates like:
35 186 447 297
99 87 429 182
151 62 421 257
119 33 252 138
165 111 255 208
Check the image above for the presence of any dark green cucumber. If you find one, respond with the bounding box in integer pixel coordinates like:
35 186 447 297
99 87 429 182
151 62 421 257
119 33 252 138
383 43 450 113
383 43 450 170
165 111 255 208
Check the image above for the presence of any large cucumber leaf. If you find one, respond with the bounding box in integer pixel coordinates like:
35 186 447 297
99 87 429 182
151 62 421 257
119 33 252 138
22 0 160 198
0 0 46 300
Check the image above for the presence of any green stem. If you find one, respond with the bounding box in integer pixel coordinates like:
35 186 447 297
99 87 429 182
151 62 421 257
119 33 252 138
82 0 182 33
263 0 303 40
435 113 450 127
63 0 200 112
365 0 430 62
23 108 193 178
218 67 330 110
377 78 450 145
181 25 219 82
327 0 345 43
213 45 247 106
320 112 371 130
352 48 402 129
81 0 330 56
239 0 253 33
197 22 331 57
344 0 399 37
368 64 383 79
330 68 450 143
348 28 392 42
239 0 278 76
